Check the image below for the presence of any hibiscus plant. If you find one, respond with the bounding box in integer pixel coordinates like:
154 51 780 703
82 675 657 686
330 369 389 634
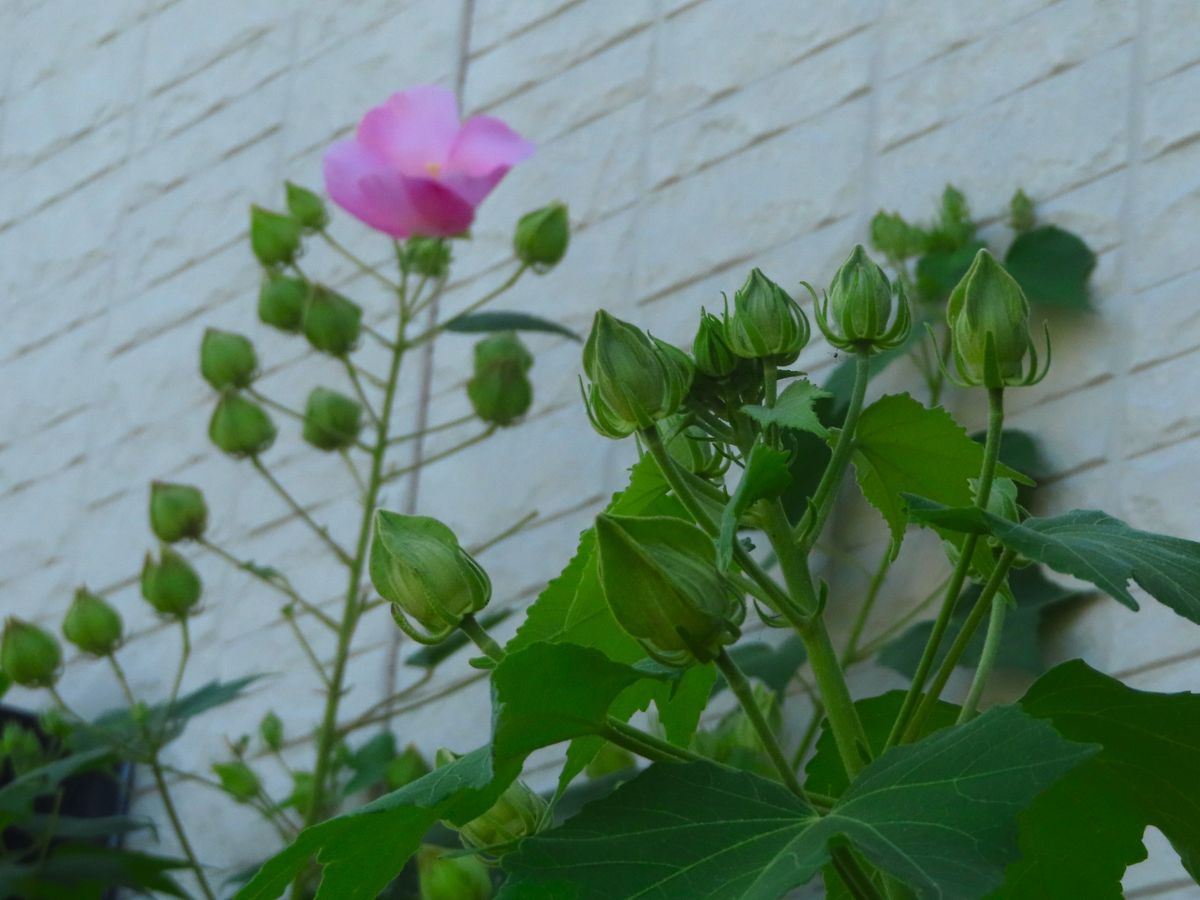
4 86 1200 900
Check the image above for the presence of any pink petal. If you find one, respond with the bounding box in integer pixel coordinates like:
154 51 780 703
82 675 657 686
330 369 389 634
403 177 477 236
357 84 460 176
323 139 422 238
448 115 535 178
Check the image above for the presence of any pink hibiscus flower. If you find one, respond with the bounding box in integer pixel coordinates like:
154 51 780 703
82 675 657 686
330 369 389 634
323 85 534 239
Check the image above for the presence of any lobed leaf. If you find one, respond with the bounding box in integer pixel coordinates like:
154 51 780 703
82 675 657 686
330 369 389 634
741 380 830 437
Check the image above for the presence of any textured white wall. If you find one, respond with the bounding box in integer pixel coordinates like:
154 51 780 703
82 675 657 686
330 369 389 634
1 0 1199 896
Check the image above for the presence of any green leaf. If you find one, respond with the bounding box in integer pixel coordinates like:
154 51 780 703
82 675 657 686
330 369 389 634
341 731 397 797
491 642 670 762
852 394 1030 554
505 455 711 789
236 747 520 900
741 380 830 437
711 635 807 698
717 440 791 571
990 660 1200 896
500 706 1094 899
443 310 581 341
906 500 1200 626
878 566 1085 677
1003 225 1096 310
916 240 985 303
0 844 190 899
0 747 111 819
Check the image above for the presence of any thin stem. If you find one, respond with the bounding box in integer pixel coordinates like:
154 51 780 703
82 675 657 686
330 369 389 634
885 388 1005 750
715 649 805 799
339 448 367 495
282 611 332 687
151 758 217 900
406 263 529 348
381 427 496 483
197 537 338 630
958 593 1008 723
467 510 538 556
905 549 1018 740
362 322 398 352
250 457 353 565
853 573 951 661
832 849 886 900
842 548 891 665
107 655 138 709
342 359 380 426
388 412 476 446
160 619 191 741
606 719 702 762
336 670 483 738
459 614 505 662
246 388 305 424
319 230 397 291
797 349 872 550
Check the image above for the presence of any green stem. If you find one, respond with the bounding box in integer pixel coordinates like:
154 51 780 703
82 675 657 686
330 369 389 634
250 457 353 565
905 549 1018 740
381 426 497 483
885 388 1005 749
160 619 191 742
842 547 891 665
318 230 397 291
459 614 505 662
716 649 805 799
958 594 1008 723
832 849 886 900
467 510 538 556
342 359 380 426
388 412 476 446
151 758 217 900
797 349 872 550
406 263 529 347
197 537 338 630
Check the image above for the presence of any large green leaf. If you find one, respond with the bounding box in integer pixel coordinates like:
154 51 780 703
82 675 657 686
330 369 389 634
442 310 581 341
741 380 829 437
500 706 1094 899
878 566 1085 677
505 455 712 788
0 844 190 899
717 440 791 571
236 747 520 900
990 660 1200 896
1003 225 1095 310
906 499 1200 626
852 394 1030 553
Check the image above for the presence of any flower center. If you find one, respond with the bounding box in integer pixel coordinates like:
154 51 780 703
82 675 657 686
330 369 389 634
424 161 443 177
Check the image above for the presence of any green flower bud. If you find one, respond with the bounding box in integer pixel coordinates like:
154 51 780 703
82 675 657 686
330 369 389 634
814 245 911 351
209 391 276 457
585 742 636 779
692 682 781 778
200 329 258 391
302 387 363 451
692 310 737 378
403 237 452 278
1010 189 1035 233
302 286 362 356
38 707 72 742
2 722 47 775
62 588 122 657
1 618 61 688
285 182 328 231
435 750 546 852
369 512 492 644
259 711 283 752
140 547 202 619
387 743 431 790
417 846 492 900
149 481 208 543
513 202 569 271
212 760 261 803
467 333 534 427
581 310 693 436
724 269 810 365
594 514 743 667
947 249 1049 388
249 205 302 267
661 415 727 480
258 274 309 333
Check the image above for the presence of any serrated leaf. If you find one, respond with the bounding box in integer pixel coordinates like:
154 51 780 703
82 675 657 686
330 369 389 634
442 310 581 341
990 660 1200 896
236 747 520 900
717 440 791 571
500 706 1093 900
906 499 1200 625
852 394 1030 554
741 380 830 437
712 636 807 698
878 566 1085 678
1003 225 1096 310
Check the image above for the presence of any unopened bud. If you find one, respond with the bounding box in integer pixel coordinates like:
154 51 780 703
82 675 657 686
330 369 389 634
141 547 202 619
595 514 742 667
692 310 736 378
249 206 301 267
815 245 910 351
434 751 545 852
302 286 362 357
259 711 283 752
209 391 276 457
302 388 363 451
200 329 257 391
149 481 208 543
369 512 491 644
417 846 492 900
285 182 328 231
724 269 810 365
1 618 61 688
513 202 569 271
62 588 122 657
212 761 261 803
467 333 533 427
258 274 310 333
662 415 726 480
403 237 452 278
